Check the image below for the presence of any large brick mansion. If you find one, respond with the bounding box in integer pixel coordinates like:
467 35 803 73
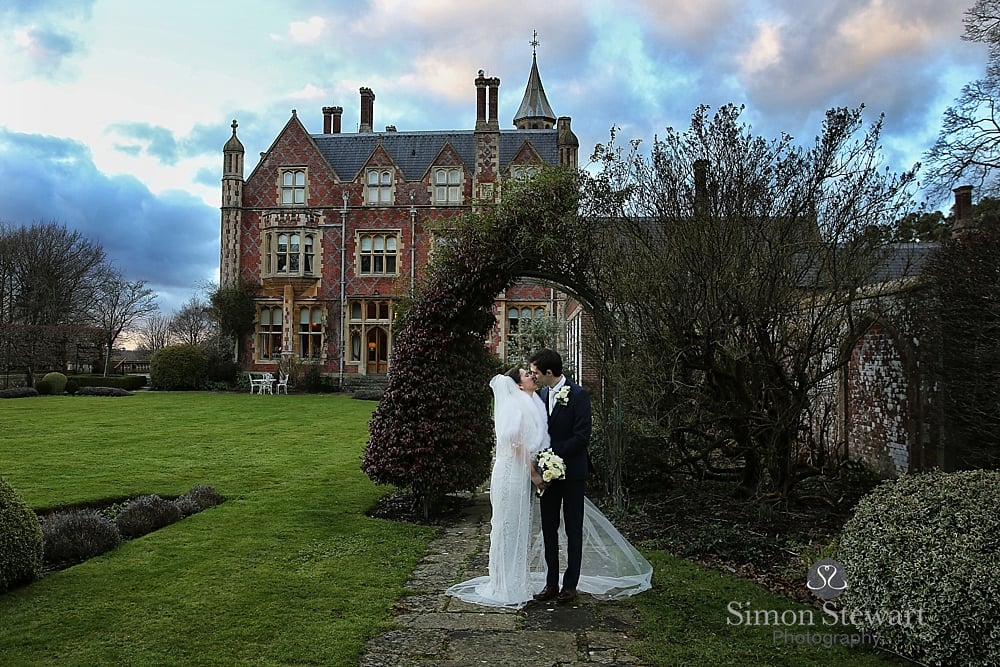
220 52 580 384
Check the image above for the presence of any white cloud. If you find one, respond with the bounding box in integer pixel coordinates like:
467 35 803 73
288 16 327 43
740 20 783 76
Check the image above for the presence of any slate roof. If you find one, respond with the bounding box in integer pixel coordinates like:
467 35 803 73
311 129 560 181
876 242 937 282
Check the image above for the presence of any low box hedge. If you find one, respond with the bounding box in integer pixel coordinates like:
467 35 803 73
68 374 147 391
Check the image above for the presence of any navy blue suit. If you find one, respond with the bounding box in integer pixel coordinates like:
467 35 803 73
539 378 591 591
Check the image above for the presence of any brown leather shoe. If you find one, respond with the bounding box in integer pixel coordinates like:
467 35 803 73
556 588 577 603
533 585 559 602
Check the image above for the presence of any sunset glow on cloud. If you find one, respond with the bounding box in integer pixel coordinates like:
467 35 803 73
0 0 984 313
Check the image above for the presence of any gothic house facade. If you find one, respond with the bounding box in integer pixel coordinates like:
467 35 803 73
220 55 579 386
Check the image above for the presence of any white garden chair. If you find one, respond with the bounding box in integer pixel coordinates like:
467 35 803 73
275 372 289 394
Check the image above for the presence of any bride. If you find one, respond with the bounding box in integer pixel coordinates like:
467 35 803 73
446 368 652 609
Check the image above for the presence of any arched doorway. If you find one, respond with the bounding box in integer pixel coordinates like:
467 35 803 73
366 326 388 374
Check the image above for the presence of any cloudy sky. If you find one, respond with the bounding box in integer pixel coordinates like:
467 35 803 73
0 0 984 315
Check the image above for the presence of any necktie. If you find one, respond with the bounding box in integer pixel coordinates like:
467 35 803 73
548 388 556 415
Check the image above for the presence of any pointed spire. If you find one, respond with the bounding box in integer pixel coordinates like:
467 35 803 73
514 31 556 130
224 119 244 152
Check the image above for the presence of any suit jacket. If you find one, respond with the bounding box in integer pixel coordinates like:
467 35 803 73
542 379 592 481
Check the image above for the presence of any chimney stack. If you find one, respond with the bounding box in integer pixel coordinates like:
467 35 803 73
953 185 974 231
322 107 334 134
331 106 342 133
359 88 375 133
475 71 488 129
488 77 500 127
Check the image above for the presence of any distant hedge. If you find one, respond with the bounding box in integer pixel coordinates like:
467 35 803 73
69 375 147 390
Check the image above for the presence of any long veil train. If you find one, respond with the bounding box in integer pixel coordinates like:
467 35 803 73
528 497 653 600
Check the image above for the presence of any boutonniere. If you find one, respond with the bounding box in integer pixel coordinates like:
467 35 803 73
554 385 571 406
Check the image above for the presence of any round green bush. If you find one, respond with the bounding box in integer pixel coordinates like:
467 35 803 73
839 470 1000 666
114 495 182 539
41 372 67 394
0 477 43 592
150 344 207 390
64 378 79 395
34 379 53 395
42 509 121 565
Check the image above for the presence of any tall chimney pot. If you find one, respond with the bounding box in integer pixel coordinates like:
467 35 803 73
953 185 974 228
475 71 488 128
332 106 343 134
359 87 375 133
488 77 500 126
322 106 334 134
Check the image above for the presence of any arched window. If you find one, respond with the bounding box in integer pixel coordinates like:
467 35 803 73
434 167 462 204
281 169 306 205
257 306 283 361
299 306 323 358
266 231 319 277
358 233 399 275
366 169 393 204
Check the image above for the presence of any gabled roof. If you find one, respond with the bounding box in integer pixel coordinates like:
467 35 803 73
311 129 559 181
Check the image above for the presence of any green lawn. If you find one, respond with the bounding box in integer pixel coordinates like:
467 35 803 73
1 392 903 666
0 392 433 667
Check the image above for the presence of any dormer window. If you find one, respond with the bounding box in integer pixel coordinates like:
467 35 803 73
366 169 393 204
434 167 462 204
280 168 306 205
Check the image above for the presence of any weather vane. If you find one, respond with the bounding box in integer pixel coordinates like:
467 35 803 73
531 30 539 56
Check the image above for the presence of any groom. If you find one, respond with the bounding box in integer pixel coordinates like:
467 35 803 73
529 348 591 604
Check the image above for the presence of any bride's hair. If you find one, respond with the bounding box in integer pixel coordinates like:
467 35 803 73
504 366 523 386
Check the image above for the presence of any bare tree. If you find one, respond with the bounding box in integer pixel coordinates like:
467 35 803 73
91 270 159 375
924 1 1000 203
586 104 916 498
169 297 215 347
135 313 173 355
0 221 109 383
0 221 107 326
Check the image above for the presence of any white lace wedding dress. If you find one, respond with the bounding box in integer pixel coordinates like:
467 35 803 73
446 374 653 609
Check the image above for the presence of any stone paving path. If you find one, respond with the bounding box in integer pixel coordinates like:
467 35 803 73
360 493 651 667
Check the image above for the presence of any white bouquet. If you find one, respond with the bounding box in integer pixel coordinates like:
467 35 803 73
534 448 566 497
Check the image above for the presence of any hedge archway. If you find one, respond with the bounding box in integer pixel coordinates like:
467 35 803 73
361 168 612 510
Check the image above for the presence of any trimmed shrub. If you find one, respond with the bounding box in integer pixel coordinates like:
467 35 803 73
0 477 43 592
64 378 79 395
150 344 207 390
186 484 223 510
71 374 147 390
114 495 182 539
172 495 201 517
35 379 54 395
41 372 67 394
41 509 121 565
839 470 1000 667
0 387 39 399
77 387 133 397
352 389 383 401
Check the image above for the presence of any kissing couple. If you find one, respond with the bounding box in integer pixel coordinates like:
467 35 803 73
447 348 651 609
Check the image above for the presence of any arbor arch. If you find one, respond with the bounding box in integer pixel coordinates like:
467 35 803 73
361 168 613 508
